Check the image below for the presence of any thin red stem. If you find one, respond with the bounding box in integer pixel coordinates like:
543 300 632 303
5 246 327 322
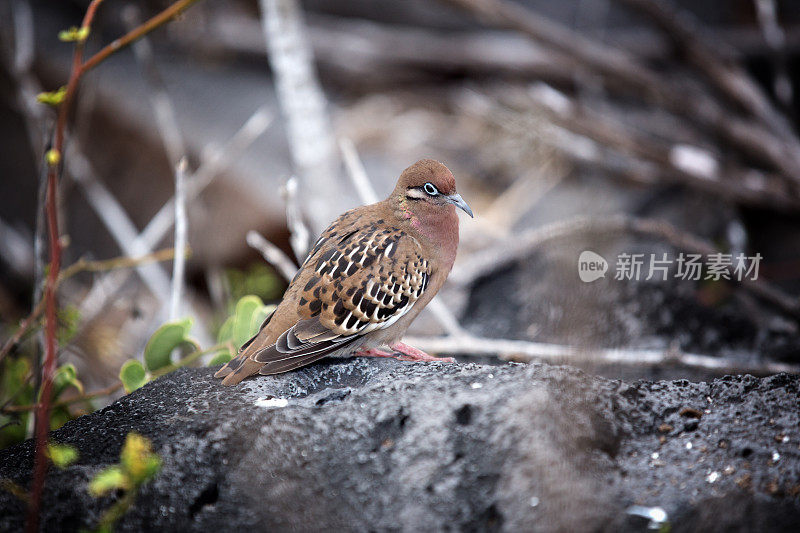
24 0 205 529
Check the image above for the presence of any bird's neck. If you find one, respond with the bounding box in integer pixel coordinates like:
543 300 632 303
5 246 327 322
392 198 460 270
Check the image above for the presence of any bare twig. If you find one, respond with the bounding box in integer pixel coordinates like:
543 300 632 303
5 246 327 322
169 158 189 320
78 106 272 323
402 334 800 375
339 137 379 204
138 106 273 251
463 86 800 211
246 231 299 282
281 177 311 262
0 300 44 367
67 146 173 302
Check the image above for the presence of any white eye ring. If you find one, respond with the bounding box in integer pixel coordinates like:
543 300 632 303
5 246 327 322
423 182 439 196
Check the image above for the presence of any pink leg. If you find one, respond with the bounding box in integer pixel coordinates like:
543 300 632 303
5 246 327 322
353 348 397 359
388 342 455 363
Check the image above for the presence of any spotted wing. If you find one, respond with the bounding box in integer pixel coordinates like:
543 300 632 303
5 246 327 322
228 225 432 379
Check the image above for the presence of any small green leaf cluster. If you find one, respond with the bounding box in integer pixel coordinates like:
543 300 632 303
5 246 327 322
216 295 276 360
88 432 161 533
119 318 198 393
89 432 161 496
36 86 67 106
47 441 79 469
58 26 90 43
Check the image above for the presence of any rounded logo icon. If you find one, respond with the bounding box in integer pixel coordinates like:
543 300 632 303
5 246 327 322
578 250 608 282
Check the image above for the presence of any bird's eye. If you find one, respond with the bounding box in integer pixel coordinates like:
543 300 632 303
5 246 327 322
423 182 439 196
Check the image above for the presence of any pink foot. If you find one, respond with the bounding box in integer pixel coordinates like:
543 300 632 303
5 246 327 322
389 342 455 363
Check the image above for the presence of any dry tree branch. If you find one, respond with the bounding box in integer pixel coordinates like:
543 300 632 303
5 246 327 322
67 147 173 301
138 106 273 251
442 0 800 185
281 176 311 262
460 86 800 211
616 0 800 168
78 106 272 324
754 0 793 108
258 0 343 233
402 334 800 375
339 138 379 204
169 158 189 320
0 248 177 367
246 231 299 282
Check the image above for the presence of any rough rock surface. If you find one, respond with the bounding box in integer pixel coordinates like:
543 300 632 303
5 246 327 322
1 360 799 532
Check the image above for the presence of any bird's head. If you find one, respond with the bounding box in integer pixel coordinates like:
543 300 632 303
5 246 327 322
392 159 473 224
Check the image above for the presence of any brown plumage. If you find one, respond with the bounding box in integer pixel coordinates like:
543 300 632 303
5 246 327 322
215 159 473 385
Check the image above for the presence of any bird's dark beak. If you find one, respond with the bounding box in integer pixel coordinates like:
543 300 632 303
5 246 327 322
446 193 474 218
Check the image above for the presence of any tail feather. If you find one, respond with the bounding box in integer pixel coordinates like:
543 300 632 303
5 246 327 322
213 352 249 379
221 358 265 386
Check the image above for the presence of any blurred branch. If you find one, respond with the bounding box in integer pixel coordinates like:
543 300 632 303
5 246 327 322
138 106 273 251
169 159 189 320
186 12 800 82
67 147 173 302
443 0 800 188
754 0 793 108
246 231 299 282
78 106 272 325
339 138 379 204
123 4 186 167
258 0 343 233
461 87 800 211
0 248 177 366
403 334 800 375
280 176 311 262
616 0 799 159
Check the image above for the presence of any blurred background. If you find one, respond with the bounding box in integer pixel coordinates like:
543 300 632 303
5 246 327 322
2 0 800 424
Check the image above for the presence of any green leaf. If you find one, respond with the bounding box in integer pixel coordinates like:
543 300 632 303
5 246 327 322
47 442 78 469
120 433 161 485
53 363 84 398
208 350 233 367
58 26 89 42
216 315 235 345
119 360 147 394
143 318 193 372
36 86 67 106
232 296 263 350
88 465 127 496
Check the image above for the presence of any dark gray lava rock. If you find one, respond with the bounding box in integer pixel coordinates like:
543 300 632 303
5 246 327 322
1 360 798 532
